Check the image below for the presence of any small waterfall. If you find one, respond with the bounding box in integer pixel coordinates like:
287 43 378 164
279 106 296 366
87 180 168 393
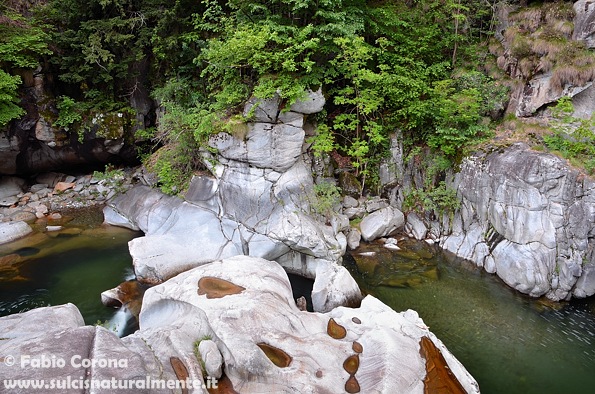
123 267 136 281
105 307 132 337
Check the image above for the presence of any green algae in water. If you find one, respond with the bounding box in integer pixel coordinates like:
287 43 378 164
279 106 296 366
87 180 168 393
346 241 595 394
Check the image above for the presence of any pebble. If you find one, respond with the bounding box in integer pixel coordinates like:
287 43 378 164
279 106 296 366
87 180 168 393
0 169 136 223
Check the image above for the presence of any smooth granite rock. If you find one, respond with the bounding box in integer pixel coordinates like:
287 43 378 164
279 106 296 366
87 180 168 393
359 207 405 242
440 143 595 300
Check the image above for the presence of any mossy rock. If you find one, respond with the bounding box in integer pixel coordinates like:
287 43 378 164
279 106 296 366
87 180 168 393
339 172 361 198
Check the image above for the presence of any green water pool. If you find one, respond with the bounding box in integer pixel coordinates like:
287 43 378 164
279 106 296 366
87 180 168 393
345 239 595 394
0 208 140 326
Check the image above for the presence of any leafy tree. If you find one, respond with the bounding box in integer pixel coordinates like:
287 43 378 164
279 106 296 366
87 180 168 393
0 70 24 126
0 6 51 126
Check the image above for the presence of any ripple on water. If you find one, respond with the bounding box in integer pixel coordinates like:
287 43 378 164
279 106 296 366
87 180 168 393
345 240 595 394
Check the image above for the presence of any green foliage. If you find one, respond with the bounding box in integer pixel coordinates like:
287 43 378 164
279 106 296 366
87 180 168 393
402 149 460 216
145 135 200 195
308 123 335 157
0 10 52 68
0 8 52 126
55 96 84 128
543 97 595 175
403 181 460 216
551 95 574 123
310 181 342 220
0 70 24 126
4 0 500 197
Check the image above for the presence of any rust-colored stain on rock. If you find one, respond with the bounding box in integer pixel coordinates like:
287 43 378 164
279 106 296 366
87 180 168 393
352 341 363 354
198 276 245 298
345 374 361 393
169 357 189 394
327 318 347 339
419 336 466 394
257 342 292 368
343 354 359 375
207 375 239 394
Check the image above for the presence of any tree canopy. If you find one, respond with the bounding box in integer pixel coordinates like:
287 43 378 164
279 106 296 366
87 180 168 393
1 0 507 193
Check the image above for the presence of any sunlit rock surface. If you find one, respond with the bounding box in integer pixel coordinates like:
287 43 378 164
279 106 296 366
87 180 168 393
138 255 480 393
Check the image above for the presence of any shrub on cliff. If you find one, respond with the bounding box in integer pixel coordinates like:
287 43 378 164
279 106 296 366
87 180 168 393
0 6 51 126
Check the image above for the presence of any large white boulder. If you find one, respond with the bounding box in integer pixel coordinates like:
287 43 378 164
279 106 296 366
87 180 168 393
0 221 32 245
138 256 480 393
359 207 405 242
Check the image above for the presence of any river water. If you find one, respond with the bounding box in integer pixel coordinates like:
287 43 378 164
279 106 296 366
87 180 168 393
0 207 140 328
345 239 595 394
2 210 595 393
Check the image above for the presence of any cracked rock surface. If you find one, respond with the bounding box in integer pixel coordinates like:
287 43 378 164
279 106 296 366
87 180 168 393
104 91 361 311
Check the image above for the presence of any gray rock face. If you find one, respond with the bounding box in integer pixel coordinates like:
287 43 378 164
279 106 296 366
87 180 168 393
138 256 479 393
104 183 283 284
359 206 405 242
440 143 595 300
405 212 428 241
289 88 325 114
105 90 360 310
243 95 282 122
574 0 595 49
0 176 25 199
515 74 592 118
572 84 595 119
210 123 305 172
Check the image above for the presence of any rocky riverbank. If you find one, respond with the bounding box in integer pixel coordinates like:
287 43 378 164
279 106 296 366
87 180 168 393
0 170 137 245
0 91 481 393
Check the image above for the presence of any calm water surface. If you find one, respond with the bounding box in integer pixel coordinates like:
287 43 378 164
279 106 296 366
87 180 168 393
345 240 595 394
0 207 140 326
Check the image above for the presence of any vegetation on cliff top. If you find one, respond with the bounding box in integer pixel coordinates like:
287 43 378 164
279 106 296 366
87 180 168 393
6 1 592 195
